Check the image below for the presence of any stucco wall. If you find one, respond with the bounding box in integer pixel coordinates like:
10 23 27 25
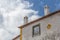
22 12 60 40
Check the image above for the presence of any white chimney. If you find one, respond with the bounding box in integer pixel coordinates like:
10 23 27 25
44 5 50 15
24 16 28 24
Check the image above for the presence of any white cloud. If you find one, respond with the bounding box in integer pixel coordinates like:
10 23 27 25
0 28 13 40
0 0 39 40
29 15 41 21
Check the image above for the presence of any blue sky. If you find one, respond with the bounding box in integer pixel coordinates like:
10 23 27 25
25 0 60 16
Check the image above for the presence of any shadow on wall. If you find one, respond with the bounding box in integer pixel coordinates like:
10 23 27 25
40 31 60 40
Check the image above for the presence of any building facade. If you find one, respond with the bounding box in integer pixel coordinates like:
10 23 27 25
13 5 60 40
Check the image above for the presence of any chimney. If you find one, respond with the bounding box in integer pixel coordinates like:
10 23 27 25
24 16 28 24
44 5 50 15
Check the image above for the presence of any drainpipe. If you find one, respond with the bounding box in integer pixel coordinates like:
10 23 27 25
20 27 22 40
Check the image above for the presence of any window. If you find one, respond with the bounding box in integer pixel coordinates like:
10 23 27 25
32 24 40 37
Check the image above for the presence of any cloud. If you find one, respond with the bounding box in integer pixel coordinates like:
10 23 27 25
0 28 12 40
0 0 38 40
29 15 41 21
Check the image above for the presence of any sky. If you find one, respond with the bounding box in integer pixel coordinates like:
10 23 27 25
0 0 60 40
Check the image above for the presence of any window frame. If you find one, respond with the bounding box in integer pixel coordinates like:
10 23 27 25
32 24 40 37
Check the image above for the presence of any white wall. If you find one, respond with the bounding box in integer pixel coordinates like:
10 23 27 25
22 12 60 40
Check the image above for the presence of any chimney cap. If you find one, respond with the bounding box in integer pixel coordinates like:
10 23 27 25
24 16 28 24
44 5 49 8
24 16 28 19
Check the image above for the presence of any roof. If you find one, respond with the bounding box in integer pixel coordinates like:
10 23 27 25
19 10 60 28
13 35 20 40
